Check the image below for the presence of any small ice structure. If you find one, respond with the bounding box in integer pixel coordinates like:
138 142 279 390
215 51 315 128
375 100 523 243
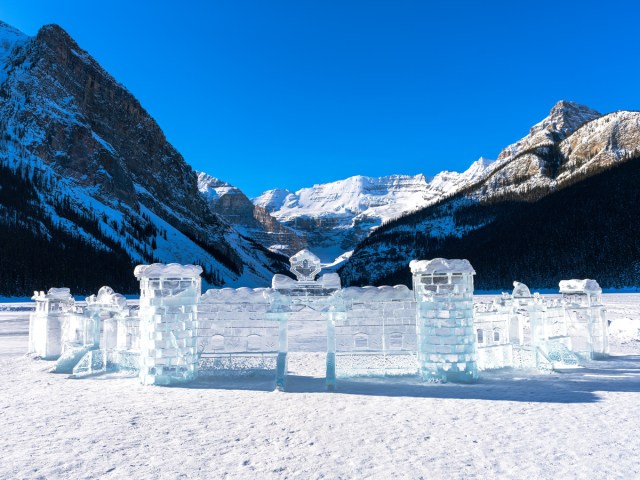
28 288 75 359
68 286 136 376
135 263 202 385
512 281 532 299
559 279 608 360
289 249 322 282
86 287 131 355
410 259 478 383
54 287 116 374
473 299 515 371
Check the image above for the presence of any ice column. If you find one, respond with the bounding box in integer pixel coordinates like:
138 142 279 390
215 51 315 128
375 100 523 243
28 288 74 359
410 259 478 383
509 282 530 346
135 263 202 385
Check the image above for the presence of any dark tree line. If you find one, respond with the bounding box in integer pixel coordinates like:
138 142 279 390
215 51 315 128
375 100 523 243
0 162 139 295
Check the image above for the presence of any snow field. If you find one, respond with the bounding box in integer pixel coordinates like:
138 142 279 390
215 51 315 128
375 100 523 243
0 295 639 479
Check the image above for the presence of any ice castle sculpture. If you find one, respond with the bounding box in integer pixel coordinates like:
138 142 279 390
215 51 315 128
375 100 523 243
559 279 608 359
27 251 610 389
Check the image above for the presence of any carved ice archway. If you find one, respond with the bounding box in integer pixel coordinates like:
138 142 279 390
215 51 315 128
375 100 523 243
268 249 345 391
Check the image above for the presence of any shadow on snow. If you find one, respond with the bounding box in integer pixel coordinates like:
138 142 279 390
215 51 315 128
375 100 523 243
172 354 640 404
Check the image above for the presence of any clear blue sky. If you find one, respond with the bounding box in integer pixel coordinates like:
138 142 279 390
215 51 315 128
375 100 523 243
1 1 638 197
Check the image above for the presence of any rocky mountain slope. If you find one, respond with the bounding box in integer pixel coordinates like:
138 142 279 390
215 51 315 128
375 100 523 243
197 172 306 256
340 101 640 289
254 158 494 262
0 21 286 295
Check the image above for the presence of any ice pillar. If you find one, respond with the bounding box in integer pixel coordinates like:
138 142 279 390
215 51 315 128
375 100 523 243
410 258 478 383
276 309 288 391
135 263 202 385
326 309 338 391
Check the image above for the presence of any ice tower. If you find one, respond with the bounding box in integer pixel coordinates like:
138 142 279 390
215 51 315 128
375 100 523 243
135 263 202 385
410 258 478 383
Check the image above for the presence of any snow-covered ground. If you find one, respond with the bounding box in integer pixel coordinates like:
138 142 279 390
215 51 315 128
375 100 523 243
1 295 639 479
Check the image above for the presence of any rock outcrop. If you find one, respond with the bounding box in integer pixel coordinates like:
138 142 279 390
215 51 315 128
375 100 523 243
198 173 306 256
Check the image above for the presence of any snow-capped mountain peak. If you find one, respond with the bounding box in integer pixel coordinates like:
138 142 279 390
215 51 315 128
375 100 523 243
340 101 640 289
0 21 28 82
198 171 306 257
252 188 293 213
497 100 601 162
197 172 237 201
252 160 495 262
0 21 27 49
0 20 290 291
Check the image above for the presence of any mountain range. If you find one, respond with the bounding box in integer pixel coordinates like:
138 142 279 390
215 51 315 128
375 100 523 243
251 158 493 263
0 19 638 294
340 101 640 290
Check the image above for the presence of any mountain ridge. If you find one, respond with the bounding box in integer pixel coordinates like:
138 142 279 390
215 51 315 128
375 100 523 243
0 21 288 294
1 19 637 292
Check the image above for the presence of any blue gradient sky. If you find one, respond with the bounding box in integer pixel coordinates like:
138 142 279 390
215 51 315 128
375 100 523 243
1 1 639 197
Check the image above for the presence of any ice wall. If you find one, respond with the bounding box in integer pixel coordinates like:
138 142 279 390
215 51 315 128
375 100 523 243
336 286 417 377
135 263 202 385
411 259 478 383
198 287 277 376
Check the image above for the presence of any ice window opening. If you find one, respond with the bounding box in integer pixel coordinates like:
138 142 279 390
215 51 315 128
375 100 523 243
389 332 403 350
354 333 368 349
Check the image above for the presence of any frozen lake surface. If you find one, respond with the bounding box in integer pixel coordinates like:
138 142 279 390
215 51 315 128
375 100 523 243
1 295 639 479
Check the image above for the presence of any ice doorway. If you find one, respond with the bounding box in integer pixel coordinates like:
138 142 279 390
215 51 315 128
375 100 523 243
286 308 329 380
269 249 344 391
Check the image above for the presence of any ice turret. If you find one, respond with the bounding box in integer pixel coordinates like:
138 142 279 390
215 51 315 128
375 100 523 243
136 263 202 385
411 258 478 383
